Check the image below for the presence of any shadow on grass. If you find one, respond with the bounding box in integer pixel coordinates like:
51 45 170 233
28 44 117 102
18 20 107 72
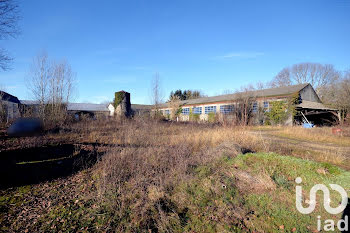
0 144 106 189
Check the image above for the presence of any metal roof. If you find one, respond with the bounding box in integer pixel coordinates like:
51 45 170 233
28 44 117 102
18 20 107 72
160 83 310 107
20 100 40 105
67 103 110 112
131 104 152 110
20 100 110 112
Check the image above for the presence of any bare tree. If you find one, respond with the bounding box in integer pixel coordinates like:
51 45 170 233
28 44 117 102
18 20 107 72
318 70 350 123
48 59 75 122
271 63 339 90
27 52 76 124
27 52 51 119
150 72 163 112
255 81 266 90
234 86 256 126
0 0 20 71
270 68 291 87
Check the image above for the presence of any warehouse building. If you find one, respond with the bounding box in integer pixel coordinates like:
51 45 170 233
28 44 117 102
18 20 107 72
157 83 339 126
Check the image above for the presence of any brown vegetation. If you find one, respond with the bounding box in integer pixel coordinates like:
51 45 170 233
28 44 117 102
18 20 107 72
1 118 349 232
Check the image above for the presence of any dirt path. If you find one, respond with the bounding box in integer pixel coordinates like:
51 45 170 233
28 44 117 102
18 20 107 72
248 130 350 170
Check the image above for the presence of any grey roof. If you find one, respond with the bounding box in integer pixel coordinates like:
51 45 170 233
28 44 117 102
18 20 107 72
67 103 109 112
20 100 40 105
131 104 152 110
0 91 20 104
20 100 110 112
160 83 310 107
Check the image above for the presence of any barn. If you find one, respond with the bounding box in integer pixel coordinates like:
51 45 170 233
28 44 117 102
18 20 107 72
157 83 339 126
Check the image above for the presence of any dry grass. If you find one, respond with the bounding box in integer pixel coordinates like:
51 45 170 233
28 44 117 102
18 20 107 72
1 117 350 232
267 125 350 146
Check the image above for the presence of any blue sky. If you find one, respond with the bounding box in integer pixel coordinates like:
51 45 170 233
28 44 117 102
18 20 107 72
0 0 349 104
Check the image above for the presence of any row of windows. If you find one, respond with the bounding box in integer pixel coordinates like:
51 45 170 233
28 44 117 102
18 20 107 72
204 106 216 114
220 105 234 114
163 102 270 115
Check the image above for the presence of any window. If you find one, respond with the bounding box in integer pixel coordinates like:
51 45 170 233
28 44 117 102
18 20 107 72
192 106 202 114
252 102 258 113
182 107 190 115
204 106 216 114
263 101 269 108
220 105 234 114
165 109 170 115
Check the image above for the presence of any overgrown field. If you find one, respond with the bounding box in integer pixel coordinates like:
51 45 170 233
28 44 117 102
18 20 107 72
1 118 349 232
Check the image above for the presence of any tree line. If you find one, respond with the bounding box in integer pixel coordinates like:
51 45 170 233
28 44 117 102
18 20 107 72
168 89 205 101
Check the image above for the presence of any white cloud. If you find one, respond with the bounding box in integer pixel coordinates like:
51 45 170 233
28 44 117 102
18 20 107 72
214 52 264 59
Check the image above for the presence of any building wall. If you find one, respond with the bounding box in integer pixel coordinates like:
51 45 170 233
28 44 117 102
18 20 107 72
159 97 288 124
0 100 21 122
299 84 321 103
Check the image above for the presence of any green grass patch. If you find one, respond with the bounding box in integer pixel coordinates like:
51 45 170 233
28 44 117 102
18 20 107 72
172 152 350 232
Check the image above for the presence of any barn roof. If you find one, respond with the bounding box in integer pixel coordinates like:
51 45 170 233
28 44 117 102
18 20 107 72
0 91 20 104
67 103 109 112
160 83 310 107
296 100 337 111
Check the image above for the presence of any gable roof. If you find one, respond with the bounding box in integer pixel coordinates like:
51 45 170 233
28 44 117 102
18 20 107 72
160 83 310 107
0 91 20 104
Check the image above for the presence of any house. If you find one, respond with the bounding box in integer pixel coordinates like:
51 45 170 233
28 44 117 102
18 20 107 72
0 91 21 122
157 83 338 126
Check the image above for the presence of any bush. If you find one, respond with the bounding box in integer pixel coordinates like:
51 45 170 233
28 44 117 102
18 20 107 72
265 101 288 125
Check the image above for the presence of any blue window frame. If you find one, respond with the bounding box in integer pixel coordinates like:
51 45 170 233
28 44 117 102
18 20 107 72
263 101 269 108
204 106 216 114
182 107 190 115
165 109 170 115
192 106 202 114
220 105 234 114
252 102 258 113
